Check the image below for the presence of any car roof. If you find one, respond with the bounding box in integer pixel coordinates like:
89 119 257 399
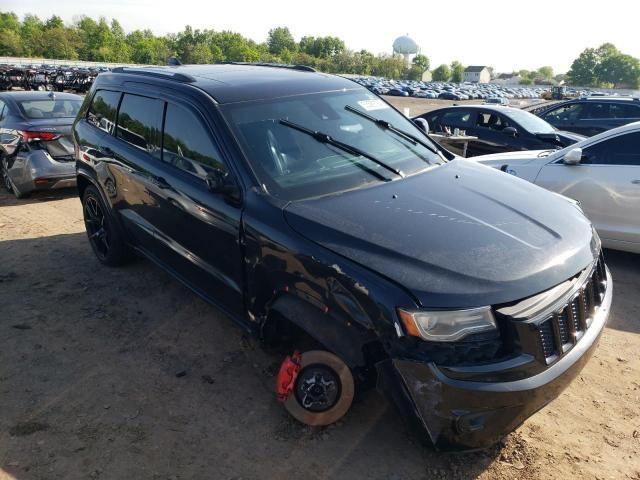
101 64 362 104
0 91 82 102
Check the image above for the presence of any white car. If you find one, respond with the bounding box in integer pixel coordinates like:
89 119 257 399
475 121 640 254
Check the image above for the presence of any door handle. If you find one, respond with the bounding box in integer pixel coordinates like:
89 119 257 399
632 180 640 185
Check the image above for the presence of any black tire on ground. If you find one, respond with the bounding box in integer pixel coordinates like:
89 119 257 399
284 350 355 427
82 185 130 267
1 156 28 198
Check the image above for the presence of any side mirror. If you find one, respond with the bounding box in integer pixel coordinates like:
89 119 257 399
503 126 518 137
205 167 239 197
413 118 429 133
563 147 582 165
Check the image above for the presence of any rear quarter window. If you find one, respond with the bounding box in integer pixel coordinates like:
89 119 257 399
87 90 121 134
116 93 163 157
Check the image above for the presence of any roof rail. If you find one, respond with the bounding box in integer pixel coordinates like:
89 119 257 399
216 62 316 72
110 66 196 83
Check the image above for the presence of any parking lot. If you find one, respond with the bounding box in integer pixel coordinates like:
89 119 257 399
1 123 639 480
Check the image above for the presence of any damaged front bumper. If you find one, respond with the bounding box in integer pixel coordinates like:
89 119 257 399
379 268 612 451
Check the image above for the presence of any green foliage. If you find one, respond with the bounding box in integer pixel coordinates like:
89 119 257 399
519 77 533 85
267 26 296 55
299 36 345 58
450 61 464 83
431 64 451 81
406 65 424 81
537 66 553 79
412 54 429 72
568 43 640 88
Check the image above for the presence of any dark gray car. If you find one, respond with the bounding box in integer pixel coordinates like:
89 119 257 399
536 96 640 136
0 91 82 198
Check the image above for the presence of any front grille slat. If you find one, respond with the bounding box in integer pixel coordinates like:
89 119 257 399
538 320 556 359
534 253 607 363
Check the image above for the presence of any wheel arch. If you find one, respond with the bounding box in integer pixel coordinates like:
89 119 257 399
262 293 384 369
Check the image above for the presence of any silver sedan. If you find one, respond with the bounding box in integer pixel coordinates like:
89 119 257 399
0 91 82 198
475 121 640 254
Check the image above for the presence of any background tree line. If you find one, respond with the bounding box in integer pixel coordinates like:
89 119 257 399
1 11 638 87
0 12 410 77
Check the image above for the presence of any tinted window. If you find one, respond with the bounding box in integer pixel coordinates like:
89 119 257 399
116 94 163 156
440 110 471 126
87 90 121 134
476 111 510 130
0 100 6 122
586 102 610 119
162 103 225 178
608 103 640 119
582 132 640 166
544 103 587 122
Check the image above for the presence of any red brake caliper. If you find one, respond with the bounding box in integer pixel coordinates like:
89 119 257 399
276 351 302 403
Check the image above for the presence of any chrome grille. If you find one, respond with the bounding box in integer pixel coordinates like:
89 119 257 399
535 253 607 363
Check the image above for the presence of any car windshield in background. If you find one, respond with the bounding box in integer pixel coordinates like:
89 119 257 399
221 90 443 200
507 108 556 134
19 99 82 119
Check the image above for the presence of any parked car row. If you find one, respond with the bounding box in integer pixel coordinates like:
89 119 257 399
0 64 110 93
350 76 550 100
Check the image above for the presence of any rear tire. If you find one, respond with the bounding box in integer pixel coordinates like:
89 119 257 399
284 350 354 427
1 156 28 198
82 185 130 266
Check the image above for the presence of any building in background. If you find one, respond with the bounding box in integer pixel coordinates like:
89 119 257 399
495 73 522 85
392 35 419 69
464 66 491 83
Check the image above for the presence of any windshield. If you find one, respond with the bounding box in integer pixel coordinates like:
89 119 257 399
220 90 444 200
19 98 82 119
506 108 556 134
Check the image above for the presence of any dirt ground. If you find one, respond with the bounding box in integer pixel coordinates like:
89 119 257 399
0 162 639 479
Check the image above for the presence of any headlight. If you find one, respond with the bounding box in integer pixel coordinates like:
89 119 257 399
397 306 497 342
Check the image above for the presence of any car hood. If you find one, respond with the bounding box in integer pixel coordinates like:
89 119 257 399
283 159 597 308
473 150 550 167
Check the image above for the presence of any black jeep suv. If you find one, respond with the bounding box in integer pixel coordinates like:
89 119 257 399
73 64 611 450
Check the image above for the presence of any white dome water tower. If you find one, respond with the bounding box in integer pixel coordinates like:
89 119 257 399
392 35 419 68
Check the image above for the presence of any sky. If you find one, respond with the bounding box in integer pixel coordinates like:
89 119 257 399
4 0 639 74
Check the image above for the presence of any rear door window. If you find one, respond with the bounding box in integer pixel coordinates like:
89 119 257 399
87 90 121 134
582 132 640 166
116 93 163 157
162 103 227 179
585 102 609 119
544 103 587 122
608 103 640 119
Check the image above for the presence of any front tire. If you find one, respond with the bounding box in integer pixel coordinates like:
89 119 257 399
283 350 355 427
82 185 130 266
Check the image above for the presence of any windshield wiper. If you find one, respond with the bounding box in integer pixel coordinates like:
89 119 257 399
344 105 441 156
279 119 404 178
